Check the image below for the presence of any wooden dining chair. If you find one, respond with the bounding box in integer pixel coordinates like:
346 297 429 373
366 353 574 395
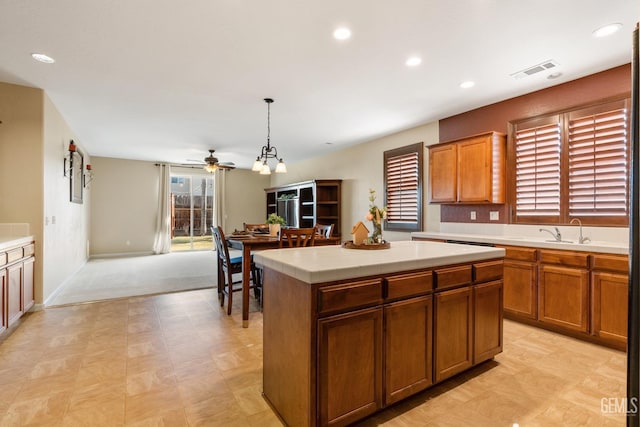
212 226 261 315
279 228 316 248
314 223 334 239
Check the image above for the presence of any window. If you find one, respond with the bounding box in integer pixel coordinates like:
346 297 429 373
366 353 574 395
511 98 629 226
384 142 423 231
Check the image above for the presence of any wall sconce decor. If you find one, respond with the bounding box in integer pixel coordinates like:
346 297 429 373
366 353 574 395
251 98 287 175
63 140 83 204
83 164 94 188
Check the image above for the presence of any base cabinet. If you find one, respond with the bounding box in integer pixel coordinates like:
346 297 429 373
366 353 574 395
7 263 23 326
0 269 6 334
503 260 537 319
538 265 589 333
318 307 383 427
474 280 504 363
384 296 432 405
434 287 473 382
592 271 628 345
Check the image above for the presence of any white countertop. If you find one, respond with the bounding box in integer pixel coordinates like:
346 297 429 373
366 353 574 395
411 231 628 255
0 235 34 252
253 240 504 284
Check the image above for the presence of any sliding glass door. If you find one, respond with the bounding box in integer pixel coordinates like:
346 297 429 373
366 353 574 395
171 174 214 251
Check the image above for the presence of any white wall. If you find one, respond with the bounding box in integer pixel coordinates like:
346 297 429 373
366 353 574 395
90 157 159 255
42 94 91 303
89 159 269 254
269 122 440 240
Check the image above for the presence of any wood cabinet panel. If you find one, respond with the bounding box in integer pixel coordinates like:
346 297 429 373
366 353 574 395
474 281 503 363
384 296 433 405
503 260 537 319
457 136 493 202
7 248 22 264
434 287 473 382
592 272 627 345
318 307 383 427
473 260 503 283
385 271 432 300
591 254 628 274
23 256 34 313
428 143 457 203
498 245 538 262
539 250 589 269
434 265 472 290
7 263 22 326
318 279 383 316
538 265 589 333
0 268 6 334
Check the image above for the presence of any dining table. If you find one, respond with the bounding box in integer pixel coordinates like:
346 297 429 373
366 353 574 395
226 233 342 327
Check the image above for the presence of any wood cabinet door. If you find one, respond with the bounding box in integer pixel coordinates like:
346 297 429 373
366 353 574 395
318 307 383 427
538 265 589 333
384 296 432 405
503 260 537 319
457 136 490 202
0 268 6 333
429 144 457 203
23 257 34 312
7 263 23 326
592 271 628 345
434 286 473 382
473 281 503 364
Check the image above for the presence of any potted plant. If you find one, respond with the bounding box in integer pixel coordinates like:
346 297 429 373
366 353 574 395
266 213 285 236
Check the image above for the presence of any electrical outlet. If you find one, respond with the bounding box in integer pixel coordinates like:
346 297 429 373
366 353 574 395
490 211 499 221
470 211 477 220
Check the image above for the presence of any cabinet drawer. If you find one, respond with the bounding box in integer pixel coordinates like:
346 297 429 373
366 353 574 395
473 260 503 283
434 265 472 290
22 244 34 257
539 250 589 268
318 279 383 315
498 246 537 262
591 254 628 274
0 251 6 267
385 271 433 300
7 248 22 264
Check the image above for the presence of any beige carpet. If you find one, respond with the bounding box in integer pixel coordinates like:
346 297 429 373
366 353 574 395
47 251 220 306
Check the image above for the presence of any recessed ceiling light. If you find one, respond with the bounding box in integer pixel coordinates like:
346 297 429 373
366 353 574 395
31 53 55 63
460 81 475 89
592 23 622 38
333 27 351 40
406 56 422 67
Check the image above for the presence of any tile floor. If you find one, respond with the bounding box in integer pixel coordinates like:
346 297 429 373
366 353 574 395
0 288 627 426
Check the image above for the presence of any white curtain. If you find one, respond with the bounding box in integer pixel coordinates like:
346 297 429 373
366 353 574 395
152 163 172 254
213 170 226 231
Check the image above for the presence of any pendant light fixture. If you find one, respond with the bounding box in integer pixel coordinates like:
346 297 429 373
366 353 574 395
252 98 287 175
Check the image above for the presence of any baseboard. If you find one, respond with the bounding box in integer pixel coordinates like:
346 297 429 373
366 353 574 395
43 260 88 307
89 251 154 259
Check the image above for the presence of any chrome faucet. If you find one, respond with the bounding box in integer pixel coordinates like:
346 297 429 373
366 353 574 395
539 227 562 242
569 218 591 244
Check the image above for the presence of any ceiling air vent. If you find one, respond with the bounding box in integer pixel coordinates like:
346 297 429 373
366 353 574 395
510 60 559 79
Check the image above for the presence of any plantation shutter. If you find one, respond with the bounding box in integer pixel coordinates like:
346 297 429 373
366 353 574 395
567 100 629 219
514 116 561 222
384 142 423 231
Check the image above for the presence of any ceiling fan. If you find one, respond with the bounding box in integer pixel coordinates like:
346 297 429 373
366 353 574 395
187 149 236 172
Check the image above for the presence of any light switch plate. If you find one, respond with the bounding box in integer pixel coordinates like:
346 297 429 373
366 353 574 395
490 211 499 221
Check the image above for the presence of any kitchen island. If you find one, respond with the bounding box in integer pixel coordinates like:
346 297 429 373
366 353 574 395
254 241 505 427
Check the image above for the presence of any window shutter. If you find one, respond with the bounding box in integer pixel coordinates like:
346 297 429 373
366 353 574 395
384 142 423 231
568 102 628 218
514 118 561 220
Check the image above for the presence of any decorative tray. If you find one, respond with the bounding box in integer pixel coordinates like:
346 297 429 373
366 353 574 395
342 241 390 250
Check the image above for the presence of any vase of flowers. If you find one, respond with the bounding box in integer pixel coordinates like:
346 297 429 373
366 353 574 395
365 188 386 243
266 213 285 237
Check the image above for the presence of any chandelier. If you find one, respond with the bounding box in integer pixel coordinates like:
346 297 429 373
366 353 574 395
252 98 287 175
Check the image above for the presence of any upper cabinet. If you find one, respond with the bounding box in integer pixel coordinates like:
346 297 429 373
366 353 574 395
428 131 506 204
